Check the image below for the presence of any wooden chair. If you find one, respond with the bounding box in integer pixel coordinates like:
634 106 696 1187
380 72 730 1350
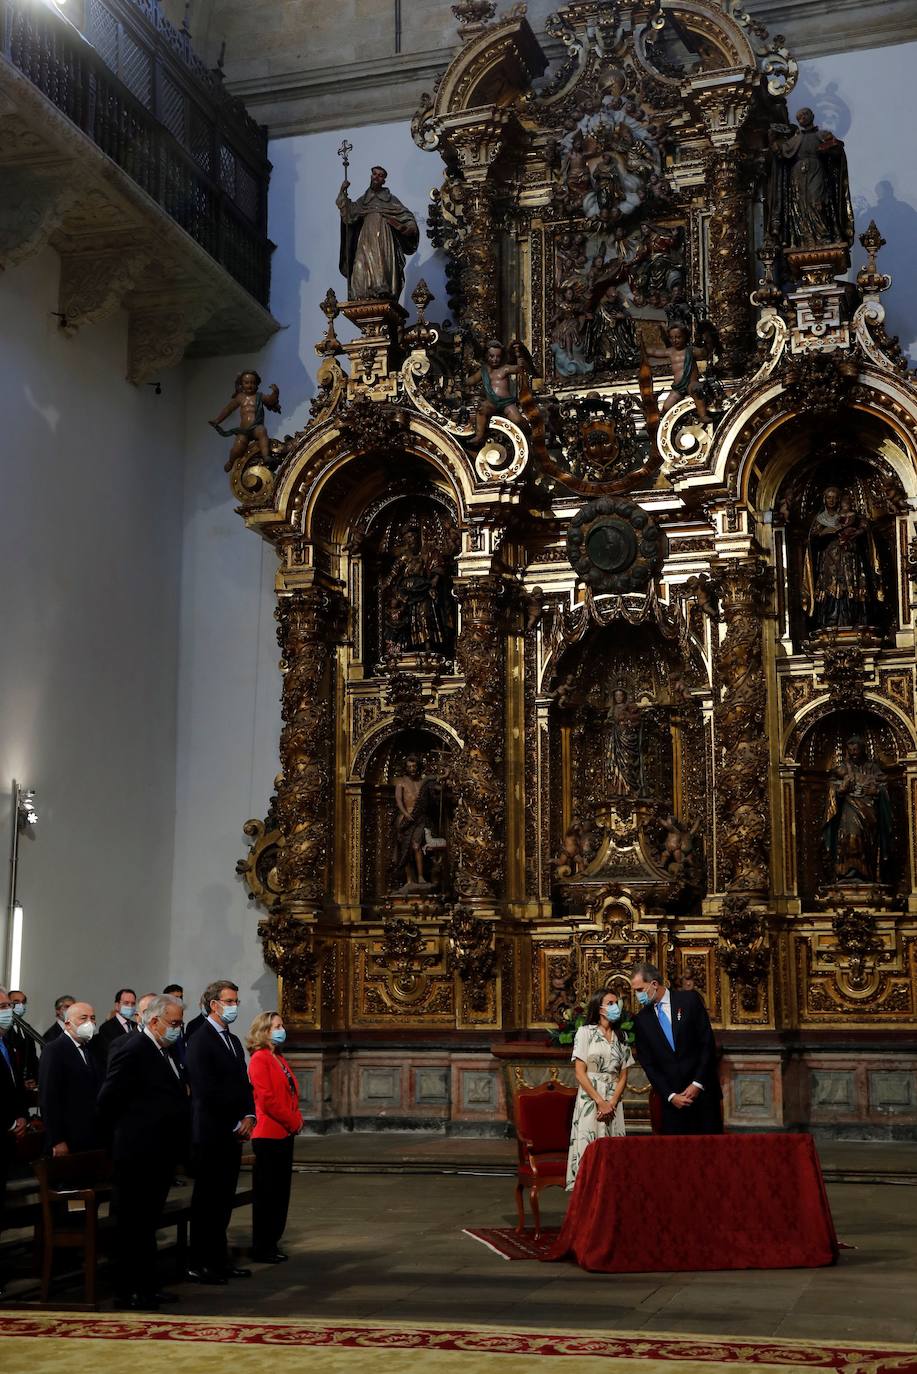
513 1079 577 1238
33 1150 112 1308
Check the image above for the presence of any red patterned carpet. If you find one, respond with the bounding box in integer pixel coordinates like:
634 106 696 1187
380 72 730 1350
0 1312 915 1374
463 1226 560 1259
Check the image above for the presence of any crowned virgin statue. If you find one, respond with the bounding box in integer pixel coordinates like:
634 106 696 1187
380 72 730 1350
823 736 892 884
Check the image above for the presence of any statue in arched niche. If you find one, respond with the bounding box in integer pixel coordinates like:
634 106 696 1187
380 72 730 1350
380 519 455 655
767 108 854 250
823 735 892 884
803 485 884 633
392 753 448 891
604 687 644 797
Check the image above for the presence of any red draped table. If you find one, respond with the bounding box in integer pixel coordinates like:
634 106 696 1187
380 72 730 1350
547 1134 838 1272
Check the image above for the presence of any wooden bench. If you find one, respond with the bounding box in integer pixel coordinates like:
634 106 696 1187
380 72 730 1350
13 1155 253 1309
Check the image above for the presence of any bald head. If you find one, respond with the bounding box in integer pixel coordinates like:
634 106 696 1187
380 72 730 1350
63 1002 96 1038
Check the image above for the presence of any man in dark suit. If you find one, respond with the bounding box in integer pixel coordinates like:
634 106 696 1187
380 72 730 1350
0 987 28 1295
8 990 40 1091
163 985 188 1068
630 960 722 1135
185 979 255 1284
94 988 139 1065
42 995 75 1043
38 1002 102 1154
98 994 190 1310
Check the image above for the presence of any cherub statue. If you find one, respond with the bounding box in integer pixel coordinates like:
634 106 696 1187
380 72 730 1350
209 370 281 472
552 829 586 881
644 323 710 423
467 341 529 451
521 585 545 633
659 814 701 880
552 672 578 711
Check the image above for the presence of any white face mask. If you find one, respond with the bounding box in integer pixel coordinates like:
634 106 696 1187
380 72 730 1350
75 1021 96 1043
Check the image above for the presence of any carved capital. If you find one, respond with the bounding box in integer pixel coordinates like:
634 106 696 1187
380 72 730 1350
127 296 215 385
58 243 152 336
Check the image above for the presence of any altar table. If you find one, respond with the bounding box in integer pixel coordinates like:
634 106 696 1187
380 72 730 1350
547 1133 839 1272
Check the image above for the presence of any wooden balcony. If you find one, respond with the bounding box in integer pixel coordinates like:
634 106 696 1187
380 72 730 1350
0 0 280 382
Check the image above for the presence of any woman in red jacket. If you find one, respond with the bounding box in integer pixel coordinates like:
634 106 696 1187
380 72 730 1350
246 1011 303 1263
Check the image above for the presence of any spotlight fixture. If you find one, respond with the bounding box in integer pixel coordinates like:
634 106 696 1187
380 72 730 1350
16 788 38 831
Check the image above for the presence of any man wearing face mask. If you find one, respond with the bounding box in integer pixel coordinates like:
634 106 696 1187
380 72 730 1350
8 991 40 1093
97 995 189 1310
630 961 722 1135
185 979 255 1284
93 988 139 1066
38 1002 102 1155
42 995 75 1044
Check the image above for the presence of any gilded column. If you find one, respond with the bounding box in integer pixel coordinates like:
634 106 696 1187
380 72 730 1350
273 586 346 916
452 576 506 901
708 148 753 375
713 559 773 897
459 182 499 346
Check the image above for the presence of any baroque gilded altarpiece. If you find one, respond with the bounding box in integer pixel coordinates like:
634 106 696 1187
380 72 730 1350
232 0 917 1134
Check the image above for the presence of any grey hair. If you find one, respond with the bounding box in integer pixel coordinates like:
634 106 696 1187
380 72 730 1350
631 960 663 983
142 994 184 1026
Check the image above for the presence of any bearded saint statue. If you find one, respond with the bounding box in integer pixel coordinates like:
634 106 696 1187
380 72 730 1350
337 165 419 302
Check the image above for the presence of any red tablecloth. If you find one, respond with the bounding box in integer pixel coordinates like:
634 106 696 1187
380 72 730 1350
547 1134 838 1272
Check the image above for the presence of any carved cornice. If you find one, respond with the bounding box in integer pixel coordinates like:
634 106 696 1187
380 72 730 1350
0 54 280 383
223 2 915 136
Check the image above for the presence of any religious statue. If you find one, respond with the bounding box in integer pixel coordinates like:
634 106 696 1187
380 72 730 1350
604 687 643 797
645 323 711 423
767 108 854 250
380 521 453 655
803 486 883 632
823 736 892 884
586 285 639 371
392 754 448 890
467 341 529 450
550 286 594 377
209 370 281 471
657 814 702 884
337 165 420 301
551 829 587 881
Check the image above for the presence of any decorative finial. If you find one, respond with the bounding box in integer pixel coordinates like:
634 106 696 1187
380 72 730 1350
751 241 783 309
315 288 344 357
404 279 438 350
451 0 496 38
856 220 891 295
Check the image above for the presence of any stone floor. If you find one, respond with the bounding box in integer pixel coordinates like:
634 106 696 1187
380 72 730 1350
12 1138 917 1343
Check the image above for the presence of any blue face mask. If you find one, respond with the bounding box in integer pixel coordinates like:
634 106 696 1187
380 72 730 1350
636 986 655 1007
604 1002 621 1022
12 1003 26 1018
163 1025 182 1045
0 1008 14 1031
120 1004 136 1019
221 1003 239 1024
270 1027 287 1045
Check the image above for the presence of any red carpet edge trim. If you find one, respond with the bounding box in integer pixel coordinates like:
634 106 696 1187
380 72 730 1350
0 1313 914 1369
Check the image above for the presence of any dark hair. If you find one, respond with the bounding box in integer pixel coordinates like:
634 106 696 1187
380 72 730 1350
631 960 663 984
234 370 262 390
54 995 75 1013
163 984 184 997
584 988 628 1043
202 979 239 1015
114 988 136 1002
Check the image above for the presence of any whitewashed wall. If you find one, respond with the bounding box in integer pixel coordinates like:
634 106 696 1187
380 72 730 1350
168 122 447 1014
0 249 184 1026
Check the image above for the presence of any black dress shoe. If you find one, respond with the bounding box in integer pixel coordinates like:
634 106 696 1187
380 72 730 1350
251 1251 287 1264
226 1266 252 1278
186 1267 228 1286
119 1293 160 1311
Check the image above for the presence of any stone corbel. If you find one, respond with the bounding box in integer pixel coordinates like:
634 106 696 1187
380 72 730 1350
126 295 216 385
0 164 82 271
58 242 152 337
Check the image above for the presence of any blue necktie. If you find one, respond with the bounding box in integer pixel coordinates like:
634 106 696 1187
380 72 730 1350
0 1039 14 1079
656 1003 676 1051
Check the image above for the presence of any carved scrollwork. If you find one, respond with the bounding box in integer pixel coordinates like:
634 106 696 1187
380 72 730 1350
237 818 283 911
473 416 529 483
446 904 498 1011
373 916 439 1002
258 911 319 986
566 497 667 594
716 894 771 1010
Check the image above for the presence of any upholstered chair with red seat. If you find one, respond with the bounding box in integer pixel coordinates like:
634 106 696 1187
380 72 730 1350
513 1079 577 1237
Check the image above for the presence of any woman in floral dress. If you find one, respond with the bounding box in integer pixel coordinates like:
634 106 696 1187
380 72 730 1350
566 988 633 1190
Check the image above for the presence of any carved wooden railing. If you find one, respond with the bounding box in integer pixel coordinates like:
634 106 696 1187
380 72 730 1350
1 0 272 305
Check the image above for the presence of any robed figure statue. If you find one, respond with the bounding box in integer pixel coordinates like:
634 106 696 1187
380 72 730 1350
337 165 419 301
767 108 854 250
823 736 892 884
803 485 883 632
